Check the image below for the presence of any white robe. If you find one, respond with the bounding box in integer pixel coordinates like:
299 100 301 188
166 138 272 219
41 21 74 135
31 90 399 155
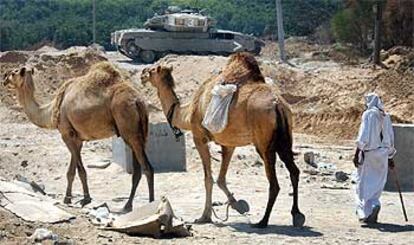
355 103 396 219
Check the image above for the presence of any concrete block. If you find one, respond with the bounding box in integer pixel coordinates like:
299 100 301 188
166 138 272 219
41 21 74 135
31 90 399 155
384 124 414 192
112 122 186 173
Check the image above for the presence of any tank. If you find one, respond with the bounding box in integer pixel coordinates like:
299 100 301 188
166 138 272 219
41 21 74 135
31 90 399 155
111 7 265 63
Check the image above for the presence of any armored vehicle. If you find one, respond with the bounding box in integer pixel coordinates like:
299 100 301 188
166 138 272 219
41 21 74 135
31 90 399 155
111 7 265 63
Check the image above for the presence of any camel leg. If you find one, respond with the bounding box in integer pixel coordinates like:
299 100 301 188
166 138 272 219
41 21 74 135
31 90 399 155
111 99 153 212
194 137 213 223
217 146 237 204
76 156 92 206
62 134 90 205
63 155 77 204
123 139 154 212
277 148 305 227
252 146 279 228
122 150 142 212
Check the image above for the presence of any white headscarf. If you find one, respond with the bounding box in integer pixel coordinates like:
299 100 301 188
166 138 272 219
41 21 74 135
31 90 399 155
365 92 384 112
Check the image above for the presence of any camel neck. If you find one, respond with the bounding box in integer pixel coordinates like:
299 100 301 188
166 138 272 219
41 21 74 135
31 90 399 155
157 85 191 131
16 82 54 129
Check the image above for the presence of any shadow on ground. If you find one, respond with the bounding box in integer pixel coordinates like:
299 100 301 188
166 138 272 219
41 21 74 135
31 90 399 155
362 223 414 233
219 223 323 237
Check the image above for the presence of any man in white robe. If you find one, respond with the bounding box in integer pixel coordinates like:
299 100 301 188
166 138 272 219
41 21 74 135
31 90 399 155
353 93 396 223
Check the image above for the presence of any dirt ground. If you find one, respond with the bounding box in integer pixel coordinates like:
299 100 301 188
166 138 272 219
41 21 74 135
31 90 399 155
0 41 413 244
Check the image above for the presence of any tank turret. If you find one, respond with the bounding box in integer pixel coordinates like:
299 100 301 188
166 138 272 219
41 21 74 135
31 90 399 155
144 7 216 33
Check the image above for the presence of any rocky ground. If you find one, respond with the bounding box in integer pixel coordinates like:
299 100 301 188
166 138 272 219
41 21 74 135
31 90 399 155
0 40 413 244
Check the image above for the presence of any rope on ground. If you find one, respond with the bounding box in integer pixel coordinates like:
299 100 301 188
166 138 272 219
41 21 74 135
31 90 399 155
211 203 231 222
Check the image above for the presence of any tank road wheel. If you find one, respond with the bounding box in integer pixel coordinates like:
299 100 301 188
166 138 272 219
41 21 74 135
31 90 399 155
126 41 140 59
140 50 156 64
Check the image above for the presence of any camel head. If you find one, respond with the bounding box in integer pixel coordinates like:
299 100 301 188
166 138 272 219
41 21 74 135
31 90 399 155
141 65 174 89
3 67 34 89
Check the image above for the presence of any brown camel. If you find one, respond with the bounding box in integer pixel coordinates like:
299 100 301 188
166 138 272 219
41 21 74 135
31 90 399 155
3 62 154 211
141 53 305 228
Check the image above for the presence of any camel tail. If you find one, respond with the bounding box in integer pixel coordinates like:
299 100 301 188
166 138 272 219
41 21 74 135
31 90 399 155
274 104 294 155
136 100 149 145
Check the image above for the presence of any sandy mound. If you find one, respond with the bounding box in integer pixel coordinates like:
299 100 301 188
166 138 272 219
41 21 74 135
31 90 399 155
36 45 59 53
0 47 107 122
0 51 30 64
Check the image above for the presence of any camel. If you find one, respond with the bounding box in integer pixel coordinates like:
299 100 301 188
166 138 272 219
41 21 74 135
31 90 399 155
3 62 154 212
141 52 305 228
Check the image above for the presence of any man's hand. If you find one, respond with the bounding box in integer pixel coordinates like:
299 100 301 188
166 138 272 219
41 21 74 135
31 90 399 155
353 148 361 168
388 158 395 169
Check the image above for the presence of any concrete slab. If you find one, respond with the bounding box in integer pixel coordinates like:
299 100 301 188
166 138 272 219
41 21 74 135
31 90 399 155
112 123 186 173
385 124 414 192
0 180 74 223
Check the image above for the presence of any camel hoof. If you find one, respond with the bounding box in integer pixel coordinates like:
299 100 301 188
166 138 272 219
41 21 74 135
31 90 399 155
251 221 268 229
231 199 250 214
194 216 212 224
121 204 133 214
80 196 92 207
63 196 72 204
293 212 306 227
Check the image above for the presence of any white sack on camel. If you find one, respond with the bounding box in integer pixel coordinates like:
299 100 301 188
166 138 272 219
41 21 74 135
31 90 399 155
202 84 237 133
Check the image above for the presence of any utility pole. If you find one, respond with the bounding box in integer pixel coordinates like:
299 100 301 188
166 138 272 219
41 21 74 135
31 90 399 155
275 0 286 62
372 0 383 65
92 0 96 44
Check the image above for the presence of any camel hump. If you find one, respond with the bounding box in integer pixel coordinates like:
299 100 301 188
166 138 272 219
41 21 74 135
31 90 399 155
220 52 265 85
86 61 123 86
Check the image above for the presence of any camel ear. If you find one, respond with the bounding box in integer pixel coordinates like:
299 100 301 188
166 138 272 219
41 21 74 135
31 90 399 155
31 68 35 75
19 67 26 76
156 66 161 73
167 66 173 72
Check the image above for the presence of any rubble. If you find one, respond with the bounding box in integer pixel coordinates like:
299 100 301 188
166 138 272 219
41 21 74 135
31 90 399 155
104 197 191 238
89 206 113 226
0 179 74 223
335 171 349 182
31 228 59 243
86 160 111 169
304 151 317 168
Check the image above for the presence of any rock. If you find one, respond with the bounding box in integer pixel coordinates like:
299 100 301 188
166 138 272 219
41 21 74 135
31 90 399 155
251 160 263 167
86 161 111 169
237 154 246 160
211 68 221 75
335 171 349 182
304 152 317 168
317 162 337 174
303 169 319 175
321 184 349 190
20 160 28 168
265 77 275 85
31 228 59 242
56 238 75 245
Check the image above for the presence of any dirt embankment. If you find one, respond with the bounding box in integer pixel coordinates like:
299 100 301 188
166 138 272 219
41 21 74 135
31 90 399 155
259 43 414 139
1 41 413 139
